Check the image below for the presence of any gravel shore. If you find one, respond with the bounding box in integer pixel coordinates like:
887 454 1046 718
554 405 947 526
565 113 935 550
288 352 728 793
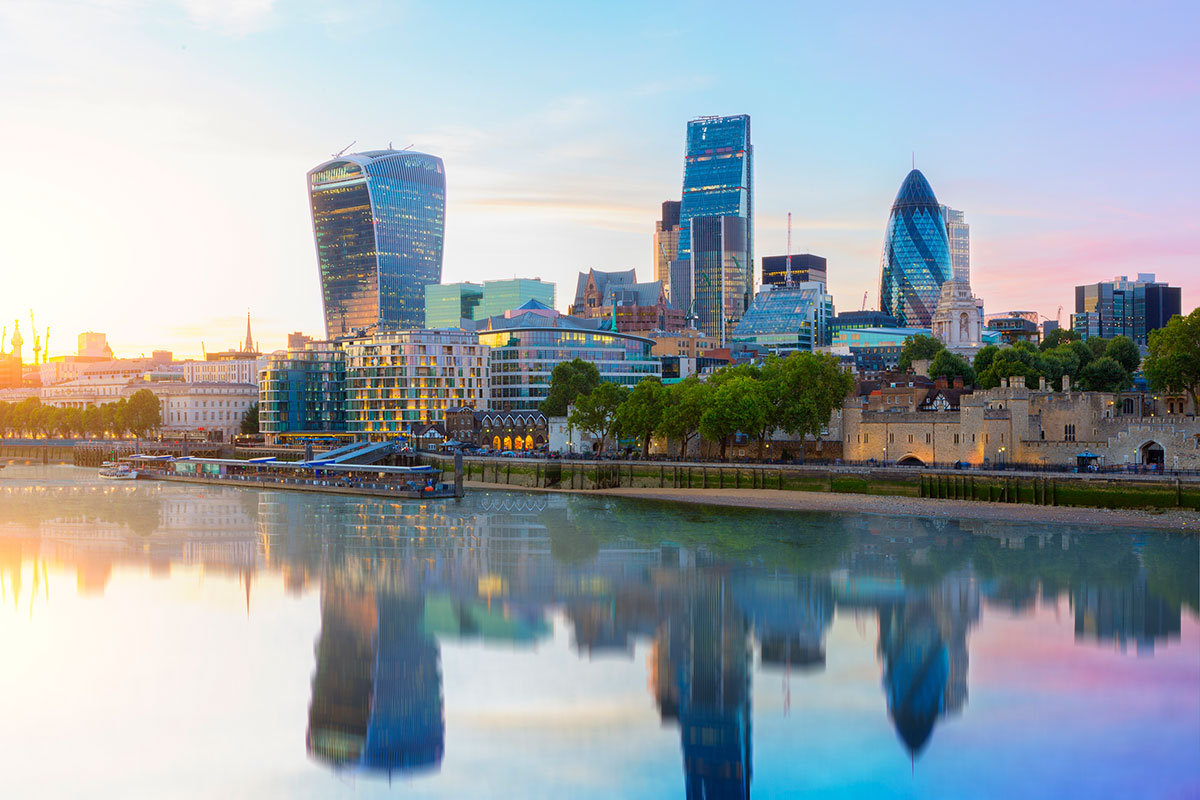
464 481 1200 532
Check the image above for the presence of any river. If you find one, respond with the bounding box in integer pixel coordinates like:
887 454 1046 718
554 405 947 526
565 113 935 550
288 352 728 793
0 464 1196 798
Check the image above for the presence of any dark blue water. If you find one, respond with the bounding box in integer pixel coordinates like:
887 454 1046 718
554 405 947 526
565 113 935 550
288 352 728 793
0 464 1196 798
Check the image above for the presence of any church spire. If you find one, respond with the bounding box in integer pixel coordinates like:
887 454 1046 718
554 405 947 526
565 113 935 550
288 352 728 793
243 311 254 353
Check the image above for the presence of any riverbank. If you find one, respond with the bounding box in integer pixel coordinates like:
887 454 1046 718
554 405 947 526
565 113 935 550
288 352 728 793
464 480 1200 532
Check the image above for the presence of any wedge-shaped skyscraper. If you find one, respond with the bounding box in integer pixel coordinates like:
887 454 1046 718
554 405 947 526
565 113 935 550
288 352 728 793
308 150 446 338
879 170 952 328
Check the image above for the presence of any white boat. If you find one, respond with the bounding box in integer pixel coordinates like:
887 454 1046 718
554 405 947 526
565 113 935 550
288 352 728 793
99 462 138 480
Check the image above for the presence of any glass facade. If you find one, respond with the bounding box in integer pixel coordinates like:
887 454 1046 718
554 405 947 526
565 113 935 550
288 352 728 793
475 308 660 413
880 170 952 328
676 115 752 268
425 282 483 329
730 282 834 353
941 206 970 284
689 215 751 343
309 150 446 338
761 253 827 287
480 279 556 319
344 331 488 438
654 200 681 296
1073 274 1182 345
259 342 348 438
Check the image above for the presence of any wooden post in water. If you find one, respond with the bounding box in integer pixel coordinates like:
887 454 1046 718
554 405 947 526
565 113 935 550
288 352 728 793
454 452 464 497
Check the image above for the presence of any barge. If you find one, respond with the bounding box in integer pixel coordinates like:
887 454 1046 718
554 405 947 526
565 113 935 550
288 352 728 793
126 454 462 499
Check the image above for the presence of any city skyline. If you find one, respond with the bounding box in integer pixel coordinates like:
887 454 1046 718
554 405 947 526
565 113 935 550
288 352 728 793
0 1 1197 357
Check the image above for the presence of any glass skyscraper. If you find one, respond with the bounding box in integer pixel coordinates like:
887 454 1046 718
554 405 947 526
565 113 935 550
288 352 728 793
308 149 446 339
880 170 952 328
425 282 483 329
479 279 556 319
940 206 970 283
1073 273 1182 345
672 115 752 310
687 215 751 343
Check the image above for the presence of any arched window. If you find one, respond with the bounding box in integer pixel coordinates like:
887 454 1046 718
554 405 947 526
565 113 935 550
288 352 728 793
492 435 501 450
525 435 534 450
503 436 512 450
513 436 523 450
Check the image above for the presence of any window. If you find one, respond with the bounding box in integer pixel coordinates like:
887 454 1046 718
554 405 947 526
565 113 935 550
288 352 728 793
985 434 989 444
1065 424 1076 442
889 433 894 443
863 434 868 444
953 433 960 444
926 433 931 444
907 434 914 444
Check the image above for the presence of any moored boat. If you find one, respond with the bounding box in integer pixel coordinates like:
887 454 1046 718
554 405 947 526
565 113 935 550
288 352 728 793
99 462 138 480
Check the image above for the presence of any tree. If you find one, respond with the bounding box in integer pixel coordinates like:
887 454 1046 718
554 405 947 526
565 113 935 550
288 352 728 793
1068 339 1094 370
1144 308 1200 409
1040 345 1081 391
541 358 601 416
1085 336 1109 360
241 402 260 435
928 350 975 385
1078 356 1132 392
103 400 128 438
976 346 1041 390
897 335 944 373
699 376 767 461
972 345 1000 376
658 376 709 458
568 381 628 453
1039 327 1080 351
615 378 665 458
1104 335 1141 374
82 405 104 439
126 389 162 438
772 352 855 448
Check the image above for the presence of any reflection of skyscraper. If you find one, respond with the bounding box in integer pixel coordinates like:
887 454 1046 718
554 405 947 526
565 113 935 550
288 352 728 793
308 150 446 337
307 587 444 776
1074 571 1181 654
880 170 952 328
878 600 949 757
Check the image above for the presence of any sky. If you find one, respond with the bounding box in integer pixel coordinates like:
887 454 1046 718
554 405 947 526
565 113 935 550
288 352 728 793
0 0 1196 359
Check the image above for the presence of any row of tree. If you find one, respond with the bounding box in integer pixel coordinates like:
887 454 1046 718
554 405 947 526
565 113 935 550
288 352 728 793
545 352 855 461
0 390 162 439
897 329 1143 392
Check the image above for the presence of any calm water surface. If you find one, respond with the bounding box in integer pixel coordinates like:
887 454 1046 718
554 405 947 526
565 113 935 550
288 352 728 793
0 464 1196 799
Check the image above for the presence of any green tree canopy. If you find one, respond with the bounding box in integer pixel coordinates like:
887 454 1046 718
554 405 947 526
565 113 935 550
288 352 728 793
1104 335 1141 374
699 376 768 461
82 405 104 438
1078 356 1132 392
541 358 601 416
1067 339 1094 370
615 378 665 458
972 344 1000 376
897 335 944 373
1039 327 1080 351
568 381 628 453
241 402 260 435
658 376 709 458
1144 309 1200 409
1085 336 1109 360
126 389 162 438
928 350 975 385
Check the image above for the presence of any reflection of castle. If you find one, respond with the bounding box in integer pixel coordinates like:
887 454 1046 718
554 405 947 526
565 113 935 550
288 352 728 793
1074 570 1181 654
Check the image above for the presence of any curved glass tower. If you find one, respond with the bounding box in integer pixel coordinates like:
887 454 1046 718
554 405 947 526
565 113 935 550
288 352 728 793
308 150 446 338
879 170 951 328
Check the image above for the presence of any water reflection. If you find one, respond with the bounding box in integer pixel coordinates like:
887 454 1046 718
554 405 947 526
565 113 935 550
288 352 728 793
0 467 1197 797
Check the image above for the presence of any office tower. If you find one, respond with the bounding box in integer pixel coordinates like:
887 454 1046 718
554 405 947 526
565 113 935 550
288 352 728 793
731 282 834 352
425 282 483 329
941 206 970 283
687 216 751 343
308 149 446 338
479 278 556 319
880 170 952 328
654 201 681 296
761 253 827 287
672 115 753 311
77 331 113 359
1072 273 1182 345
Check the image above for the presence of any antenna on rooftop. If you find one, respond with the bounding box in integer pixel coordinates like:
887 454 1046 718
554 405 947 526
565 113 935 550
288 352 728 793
785 212 793 287
333 140 356 158
912 151 915 169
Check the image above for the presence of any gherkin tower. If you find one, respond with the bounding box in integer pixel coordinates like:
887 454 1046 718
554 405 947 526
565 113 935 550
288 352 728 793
879 170 952 328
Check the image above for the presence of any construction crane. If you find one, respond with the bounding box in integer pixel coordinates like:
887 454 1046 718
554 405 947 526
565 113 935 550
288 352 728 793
29 311 40 365
861 292 869 312
332 140 356 158
43 327 49 363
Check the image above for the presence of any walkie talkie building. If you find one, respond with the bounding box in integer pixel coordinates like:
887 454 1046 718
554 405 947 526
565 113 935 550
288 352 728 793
879 169 952 328
308 150 446 338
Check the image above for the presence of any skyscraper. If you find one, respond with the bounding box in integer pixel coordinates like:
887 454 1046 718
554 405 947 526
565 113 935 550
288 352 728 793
425 282 483 329
688 215 750 343
880 170 952 328
654 200 681 296
1072 273 1181 345
672 115 753 309
941 206 970 283
761 253 827 287
308 149 446 339
479 278 555 318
